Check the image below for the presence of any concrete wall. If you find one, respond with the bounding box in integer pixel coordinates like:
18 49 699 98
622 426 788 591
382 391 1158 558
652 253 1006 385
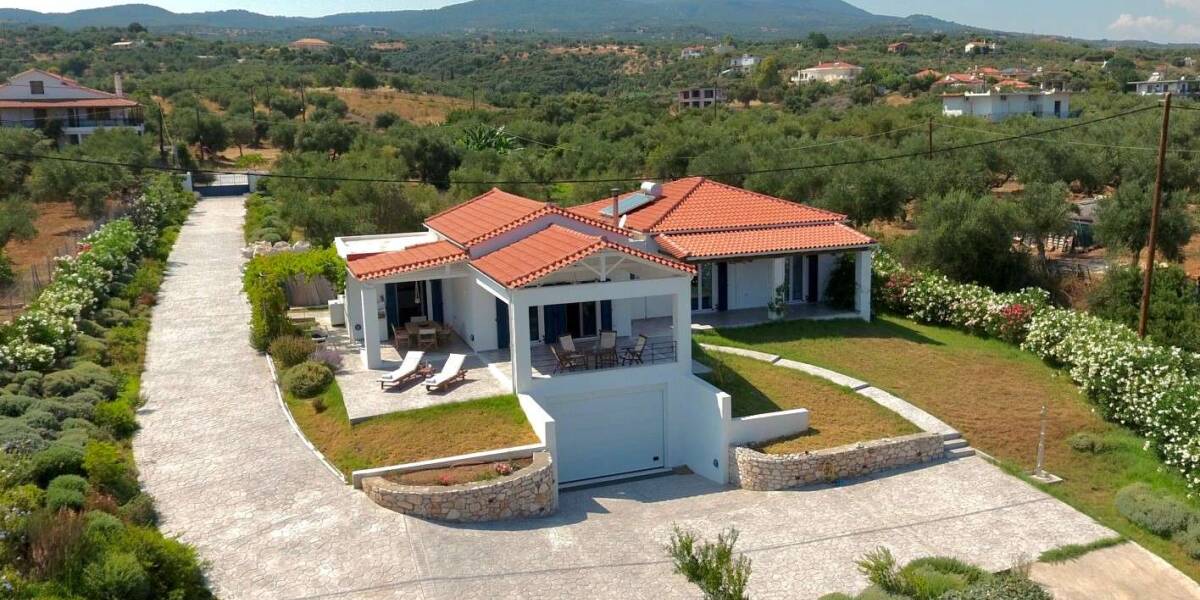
728 408 811 446
729 432 945 491
668 376 732 484
361 451 557 522
445 277 500 352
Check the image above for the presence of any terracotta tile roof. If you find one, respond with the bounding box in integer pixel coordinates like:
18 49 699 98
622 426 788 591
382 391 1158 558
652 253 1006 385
424 188 547 246
809 61 862 70
657 223 875 260
346 240 467 280
571 177 846 234
471 224 693 288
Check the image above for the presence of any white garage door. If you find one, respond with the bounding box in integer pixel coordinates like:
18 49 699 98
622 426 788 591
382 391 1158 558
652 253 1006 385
545 387 666 484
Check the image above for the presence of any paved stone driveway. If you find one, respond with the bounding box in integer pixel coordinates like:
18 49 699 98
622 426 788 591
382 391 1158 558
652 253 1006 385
135 196 1114 600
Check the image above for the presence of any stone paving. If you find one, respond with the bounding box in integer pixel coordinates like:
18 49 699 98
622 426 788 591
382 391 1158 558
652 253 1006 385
135 195 1120 600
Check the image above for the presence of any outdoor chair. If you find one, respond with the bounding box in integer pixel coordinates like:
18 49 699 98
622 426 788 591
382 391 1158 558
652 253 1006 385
558 334 578 354
379 351 430 390
390 324 407 351
620 334 648 365
436 324 453 347
417 328 438 350
551 344 588 373
595 330 618 368
425 353 467 391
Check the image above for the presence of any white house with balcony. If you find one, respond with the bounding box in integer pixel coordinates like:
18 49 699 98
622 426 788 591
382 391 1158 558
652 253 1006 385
942 88 1070 122
1129 72 1198 97
333 179 875 486
0 69 144 146
792 61 864 85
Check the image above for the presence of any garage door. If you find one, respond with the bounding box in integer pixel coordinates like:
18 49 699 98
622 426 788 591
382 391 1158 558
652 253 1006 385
545 387 665 484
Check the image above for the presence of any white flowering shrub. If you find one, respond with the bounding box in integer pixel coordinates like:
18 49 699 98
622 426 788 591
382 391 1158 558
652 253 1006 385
875 252 1200 490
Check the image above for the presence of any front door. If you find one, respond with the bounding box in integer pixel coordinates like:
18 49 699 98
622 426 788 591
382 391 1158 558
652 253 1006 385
385 281 426 336
691 263 716 311
496 297 510 350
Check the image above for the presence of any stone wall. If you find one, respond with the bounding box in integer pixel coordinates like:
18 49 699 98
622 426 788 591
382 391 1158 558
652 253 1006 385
361 451 557 522
729 433 944 491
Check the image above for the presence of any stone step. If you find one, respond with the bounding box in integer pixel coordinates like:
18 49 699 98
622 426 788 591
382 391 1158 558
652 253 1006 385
945 446 976 459
942 438 969 451
941 431 962 441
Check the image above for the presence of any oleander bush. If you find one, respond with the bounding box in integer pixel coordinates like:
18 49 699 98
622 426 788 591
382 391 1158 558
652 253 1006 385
268 334 317 369
874 252 1200 491
283 361 334 398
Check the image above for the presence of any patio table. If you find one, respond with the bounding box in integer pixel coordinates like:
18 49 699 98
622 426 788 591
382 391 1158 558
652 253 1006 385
403 321 443 347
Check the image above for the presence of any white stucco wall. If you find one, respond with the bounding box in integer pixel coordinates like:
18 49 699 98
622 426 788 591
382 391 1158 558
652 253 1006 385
728 259 773 310
728 409 811 446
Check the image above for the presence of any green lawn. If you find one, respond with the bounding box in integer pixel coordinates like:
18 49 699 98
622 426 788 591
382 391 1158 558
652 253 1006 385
696 314 1200 582
699 351 918 454
285 382 539 476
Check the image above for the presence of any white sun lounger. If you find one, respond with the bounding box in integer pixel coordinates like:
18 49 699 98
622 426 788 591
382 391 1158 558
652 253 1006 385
425 353 467 391
379 351 427 390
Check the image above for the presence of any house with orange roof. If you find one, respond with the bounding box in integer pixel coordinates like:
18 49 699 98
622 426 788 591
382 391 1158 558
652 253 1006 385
0 69 143 146
333 179 875 485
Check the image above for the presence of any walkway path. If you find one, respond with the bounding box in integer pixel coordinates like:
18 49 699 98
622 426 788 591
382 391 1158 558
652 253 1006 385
134 196 1119 599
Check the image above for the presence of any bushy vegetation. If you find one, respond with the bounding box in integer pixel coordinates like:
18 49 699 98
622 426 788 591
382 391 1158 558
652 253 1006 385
0 175 209 598
243 248 345 351
282 361 333 398
1115 483 1197 538
268 335 316 369
1088 264 1200 353
820 547 1050 600
667 526 752 600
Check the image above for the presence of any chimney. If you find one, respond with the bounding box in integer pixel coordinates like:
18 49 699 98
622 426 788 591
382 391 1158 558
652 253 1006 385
113 72 124 97
610 187 620 228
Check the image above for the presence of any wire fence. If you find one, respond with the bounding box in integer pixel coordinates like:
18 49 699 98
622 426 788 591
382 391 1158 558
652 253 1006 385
0 201 131 325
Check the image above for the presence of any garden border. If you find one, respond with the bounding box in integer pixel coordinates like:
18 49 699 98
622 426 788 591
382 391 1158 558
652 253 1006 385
266 354 347 484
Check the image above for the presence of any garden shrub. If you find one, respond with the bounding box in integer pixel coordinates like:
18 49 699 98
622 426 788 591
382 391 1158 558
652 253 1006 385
94 400 138 438
0 394 34 416
0 417 47 453
33 398 91 421
667 526 751 600
96 307 131 328
55 428 91 450
77 319 107 338
45 474 88 512
1114 483 1196 537
119 493 158 527
106 298 132 313
26 507 85 578
311 347 344 372
13 371 42 395
42 362 117 399
74 333 107 364
82 510 126 550
66 388 106 406
269 335 317 369
83 551 151 600
21 409 60 432
1067 432 1111 454
940 574 1052 600
26 443 85 486
244 249 345 350
118 525 209 599
59 417 98 434
1174 521 1200 559
84 441 136 501
282 361 333 398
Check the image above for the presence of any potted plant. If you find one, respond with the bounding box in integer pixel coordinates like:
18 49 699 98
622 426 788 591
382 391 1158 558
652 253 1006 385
767 283 788 321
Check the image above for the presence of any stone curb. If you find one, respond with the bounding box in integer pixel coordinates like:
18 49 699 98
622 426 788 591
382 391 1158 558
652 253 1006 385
699 343 779 363
267 355 348 484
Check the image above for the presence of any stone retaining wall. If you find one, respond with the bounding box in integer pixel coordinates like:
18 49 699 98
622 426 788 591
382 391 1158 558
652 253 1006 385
361 451 557 522
729 433 944 491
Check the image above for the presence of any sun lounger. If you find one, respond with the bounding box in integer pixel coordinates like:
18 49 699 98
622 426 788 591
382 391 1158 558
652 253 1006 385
379 351 428 390
425 353 467 391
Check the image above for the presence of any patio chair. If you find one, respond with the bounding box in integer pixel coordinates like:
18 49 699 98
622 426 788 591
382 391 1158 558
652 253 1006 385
620 334 648 365
425 353 467 391
551 344 588 373
558 334 578 353
436 324 453 347
417 328 438 351
390 324 407 351
379 351 430 390
595 330 618 368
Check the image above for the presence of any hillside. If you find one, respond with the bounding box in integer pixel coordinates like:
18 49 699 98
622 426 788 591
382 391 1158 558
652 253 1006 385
0 0 969 37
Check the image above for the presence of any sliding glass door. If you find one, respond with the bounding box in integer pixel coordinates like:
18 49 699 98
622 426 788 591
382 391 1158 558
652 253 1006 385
691 263 716 312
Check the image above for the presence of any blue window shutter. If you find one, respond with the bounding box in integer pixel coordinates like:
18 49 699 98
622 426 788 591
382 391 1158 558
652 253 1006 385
600 300 613 330
717 262 729 311
495 297 510 349
543 304 567 343
430 279 444 323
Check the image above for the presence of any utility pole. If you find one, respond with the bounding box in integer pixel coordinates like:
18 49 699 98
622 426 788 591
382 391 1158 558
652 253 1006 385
927 118 934 160
299 85 307 123
1139 92 1172 339
155 100 167 164
194 104 203 161
471 86 477 111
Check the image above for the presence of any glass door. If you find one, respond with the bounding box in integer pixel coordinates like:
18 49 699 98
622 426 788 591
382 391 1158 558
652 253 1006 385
691 263 716 311
786 256 805 302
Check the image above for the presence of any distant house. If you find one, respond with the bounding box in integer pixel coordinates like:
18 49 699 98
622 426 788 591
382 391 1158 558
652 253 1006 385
289 38 332 52
0 69 143 146
1129 72 1198 97
110 40 143 50
680 45 705 60
973 66 1003 79
942 88 1070 122
677 87 725 109
932 73 988 92
727 54 761 73
913 68 943 80
887 42 908 54
712 43 735 55
792 61 864 84
964 40 999 55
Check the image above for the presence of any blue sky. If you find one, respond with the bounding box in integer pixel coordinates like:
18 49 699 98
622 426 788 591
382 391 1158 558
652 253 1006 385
5 0 1200 43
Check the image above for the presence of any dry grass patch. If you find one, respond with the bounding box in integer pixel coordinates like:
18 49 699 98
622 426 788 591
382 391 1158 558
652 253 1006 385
700 351 918 454
286 382 538 476
326 86 488 125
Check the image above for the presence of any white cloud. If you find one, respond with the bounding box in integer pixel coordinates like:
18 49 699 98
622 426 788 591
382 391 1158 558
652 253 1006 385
1108 13 1200 42
1165 0 1200 14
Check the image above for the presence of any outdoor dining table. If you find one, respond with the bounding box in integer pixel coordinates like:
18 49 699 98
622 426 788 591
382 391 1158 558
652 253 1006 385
403 321 444 347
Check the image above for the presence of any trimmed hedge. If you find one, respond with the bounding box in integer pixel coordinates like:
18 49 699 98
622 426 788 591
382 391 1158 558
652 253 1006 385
282 361 334 398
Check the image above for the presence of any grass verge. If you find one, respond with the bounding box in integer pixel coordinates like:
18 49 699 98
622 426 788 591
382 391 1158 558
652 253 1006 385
699 350 918 454
285 381 538 476
695 314 1200 582
1038 536 1127 563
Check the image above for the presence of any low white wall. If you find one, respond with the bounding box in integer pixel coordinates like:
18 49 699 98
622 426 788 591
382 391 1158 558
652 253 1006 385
518 393 559 481
728 408 811 446
668 375 732 484
350 443 545 489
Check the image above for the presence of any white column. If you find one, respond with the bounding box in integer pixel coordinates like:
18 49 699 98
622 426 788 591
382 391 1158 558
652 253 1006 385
345 276 364 342
855 249 873 322
672 278 692 369
510 293 533 393
360 283 383 369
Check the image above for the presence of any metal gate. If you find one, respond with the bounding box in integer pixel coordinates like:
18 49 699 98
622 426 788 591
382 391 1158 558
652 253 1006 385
194 173 251 197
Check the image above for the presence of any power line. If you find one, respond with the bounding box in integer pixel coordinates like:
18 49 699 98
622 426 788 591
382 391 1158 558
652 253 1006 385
0 104 1164 185
934 120 1200 154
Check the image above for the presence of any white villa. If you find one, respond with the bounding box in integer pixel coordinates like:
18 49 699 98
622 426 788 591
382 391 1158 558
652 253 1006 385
0 69 143 146
942 88 1070 122
727 54 761 73
1129 73 1198 97
792 61 864 85
334 178 875 485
